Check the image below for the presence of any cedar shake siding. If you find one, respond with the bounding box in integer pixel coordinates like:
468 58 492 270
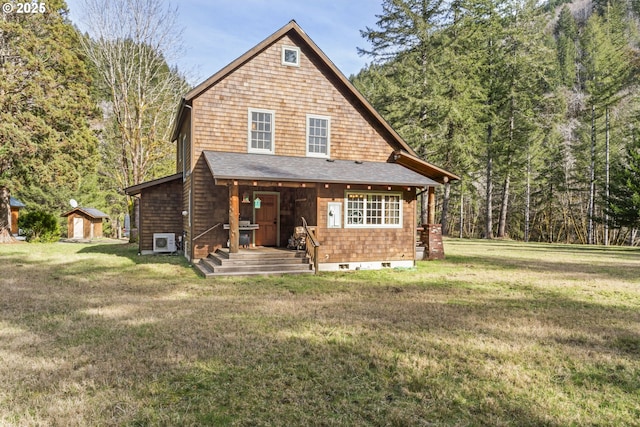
62 208 108 240
126 21 459 272
138 178 183 253
11 207 19 234
316 185 416 264
191 33 395 163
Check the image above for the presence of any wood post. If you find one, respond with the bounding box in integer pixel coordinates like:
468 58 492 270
428 186 436 225
419 186 444 260
229 182 239 253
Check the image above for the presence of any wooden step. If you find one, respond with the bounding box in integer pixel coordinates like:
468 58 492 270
208 252 309 267
194 247 314 277
215 248 307 260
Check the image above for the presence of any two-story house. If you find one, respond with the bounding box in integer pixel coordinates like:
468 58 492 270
125 21 458 275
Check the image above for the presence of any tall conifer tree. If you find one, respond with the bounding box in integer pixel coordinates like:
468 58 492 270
0 0 98 241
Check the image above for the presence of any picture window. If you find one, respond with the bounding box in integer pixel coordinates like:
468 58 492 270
345 192 402 228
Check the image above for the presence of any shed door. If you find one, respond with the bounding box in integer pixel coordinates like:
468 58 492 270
73 217 84 239
255 193 278 246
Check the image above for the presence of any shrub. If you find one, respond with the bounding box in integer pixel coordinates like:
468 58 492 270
18 210 60 243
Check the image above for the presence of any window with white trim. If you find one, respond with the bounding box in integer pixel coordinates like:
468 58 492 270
248 108 275 154
282 46 300 66
306 115 330 157
345 192 402 228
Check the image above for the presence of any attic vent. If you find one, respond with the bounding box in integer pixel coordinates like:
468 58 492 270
282 46 300 67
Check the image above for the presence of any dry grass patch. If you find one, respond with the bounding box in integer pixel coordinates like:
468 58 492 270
1 239 639 426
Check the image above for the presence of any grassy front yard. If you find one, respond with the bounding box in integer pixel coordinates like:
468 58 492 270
1 239 639 426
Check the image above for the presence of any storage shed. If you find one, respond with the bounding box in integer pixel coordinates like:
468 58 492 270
62 207 109 240
9 197 25 235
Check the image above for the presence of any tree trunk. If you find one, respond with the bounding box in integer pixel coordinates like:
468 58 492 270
485 124 494 239
588 103 596 245
441 182 450 235
0 186 16 243
604 106 610 246
459 192 464 239
525 151 531 242
498 173 510 238
420 192 428 225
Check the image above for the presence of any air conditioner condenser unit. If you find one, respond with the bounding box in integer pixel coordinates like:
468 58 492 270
153 233 176 253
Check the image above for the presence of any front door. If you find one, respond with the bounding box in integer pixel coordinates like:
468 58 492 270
73 217 84 239
254 193 278 246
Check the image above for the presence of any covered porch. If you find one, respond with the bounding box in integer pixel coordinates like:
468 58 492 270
193 151 441 275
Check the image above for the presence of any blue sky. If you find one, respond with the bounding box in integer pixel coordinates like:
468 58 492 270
65 0 384 84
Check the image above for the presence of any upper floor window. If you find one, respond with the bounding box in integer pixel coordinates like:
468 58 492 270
248 108 275 154
306 115 330 158
282 46 300 67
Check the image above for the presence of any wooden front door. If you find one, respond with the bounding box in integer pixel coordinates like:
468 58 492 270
255 193 278 246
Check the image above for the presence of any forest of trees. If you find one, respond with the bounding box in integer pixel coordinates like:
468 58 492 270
0 0 187 241
353 0 640 245
1 0 639 245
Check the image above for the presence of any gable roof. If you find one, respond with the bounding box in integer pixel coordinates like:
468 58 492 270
9 197 25 208
170 20 415 155
61 207 109 219
203 151 440 187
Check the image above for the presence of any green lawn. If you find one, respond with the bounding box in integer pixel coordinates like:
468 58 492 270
1 239 639 426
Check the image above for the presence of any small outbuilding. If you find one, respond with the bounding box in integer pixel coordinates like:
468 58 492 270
62 207 109 240
9 197 25 235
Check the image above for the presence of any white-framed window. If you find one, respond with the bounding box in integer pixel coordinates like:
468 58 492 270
248 108 275 154
345 192 402 228
306 114 330 158
282 46 300 67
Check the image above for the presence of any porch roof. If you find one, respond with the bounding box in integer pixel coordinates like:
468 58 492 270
203 151 440 187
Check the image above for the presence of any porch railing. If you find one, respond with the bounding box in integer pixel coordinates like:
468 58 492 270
193 223 222 241
301 217 319 274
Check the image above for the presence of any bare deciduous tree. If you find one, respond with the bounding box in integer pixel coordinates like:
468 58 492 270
79 0 189 190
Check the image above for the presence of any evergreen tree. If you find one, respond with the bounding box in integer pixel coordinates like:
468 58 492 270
0 0 98 241
581 5 631 243
606 131 640 229
358 0 485 231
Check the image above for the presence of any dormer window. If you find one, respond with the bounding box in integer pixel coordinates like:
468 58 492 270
282 46 300 67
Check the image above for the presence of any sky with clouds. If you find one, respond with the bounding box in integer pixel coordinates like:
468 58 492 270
64 0 384 85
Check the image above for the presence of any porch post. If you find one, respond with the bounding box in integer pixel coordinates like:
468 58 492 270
229 182 240 253
419 186 444 260
428 186 436 225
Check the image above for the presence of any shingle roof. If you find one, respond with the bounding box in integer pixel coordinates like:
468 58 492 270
9 197 25 208
203 151 440 187
124 172 183 196
61 207 109 219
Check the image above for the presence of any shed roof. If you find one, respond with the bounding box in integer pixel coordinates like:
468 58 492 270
61 207 109 219
10 197 25 208
124 172 183 196
203 151 440 187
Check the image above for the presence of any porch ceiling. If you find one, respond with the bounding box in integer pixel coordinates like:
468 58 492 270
203 151 440 187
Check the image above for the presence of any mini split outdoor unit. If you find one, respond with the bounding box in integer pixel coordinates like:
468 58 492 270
153 233 176 253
